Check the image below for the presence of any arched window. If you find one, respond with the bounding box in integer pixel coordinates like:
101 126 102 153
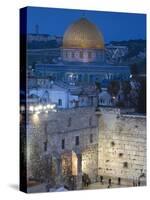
72 52 75 58
100 98 104 104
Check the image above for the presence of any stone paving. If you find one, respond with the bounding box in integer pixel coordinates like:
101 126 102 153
27 183 47 193
27 180 143 193
83 182 133 190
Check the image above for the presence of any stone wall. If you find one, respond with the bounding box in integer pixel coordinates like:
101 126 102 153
82 144 98 182
27 106 146 188
27 107 99 185
97 108 146 185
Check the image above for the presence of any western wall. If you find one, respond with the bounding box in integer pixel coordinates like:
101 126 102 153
97 108 146 185
26 107 146 189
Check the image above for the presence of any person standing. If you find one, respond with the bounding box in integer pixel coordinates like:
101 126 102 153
108 178 111 188
100 176 103 184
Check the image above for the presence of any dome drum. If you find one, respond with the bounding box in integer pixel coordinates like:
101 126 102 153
62 48 105 63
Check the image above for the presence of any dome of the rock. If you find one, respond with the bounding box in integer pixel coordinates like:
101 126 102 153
63 17 104 49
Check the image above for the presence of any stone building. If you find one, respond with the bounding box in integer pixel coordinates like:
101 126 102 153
27 107 99 190
26 106 146 191
27 77 99 109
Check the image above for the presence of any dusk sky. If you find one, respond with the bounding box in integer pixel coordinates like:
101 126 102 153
27 6 146 43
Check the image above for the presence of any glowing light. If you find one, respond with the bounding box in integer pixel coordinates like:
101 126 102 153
51 104 56 109
35 106 39 111
29 103 57 114
72 152 78 176
38 105 42 110
69 73 73 78
32 113 39 124
20 105 25 112
130 74 133 78
29 106 34 112
47 104 51 109
43 106 47 110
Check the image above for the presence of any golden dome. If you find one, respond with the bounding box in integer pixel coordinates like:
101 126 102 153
63 17 104 49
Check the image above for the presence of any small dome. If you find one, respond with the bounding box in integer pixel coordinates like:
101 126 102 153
99 89 112 106
63 17 104 49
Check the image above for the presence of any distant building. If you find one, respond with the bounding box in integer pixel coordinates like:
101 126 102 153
27 33 50 42
28 85 68 108
28 77 98 109
99 88 112 106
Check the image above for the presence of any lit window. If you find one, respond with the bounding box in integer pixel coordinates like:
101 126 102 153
75 136 79 146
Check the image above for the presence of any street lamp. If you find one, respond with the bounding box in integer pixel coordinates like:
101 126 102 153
29 103 57 114
29 106 34 112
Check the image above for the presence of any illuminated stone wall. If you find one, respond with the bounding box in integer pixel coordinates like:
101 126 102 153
82 144 98 182
27 106 146 187
27 107 99 184
97 108 146 185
